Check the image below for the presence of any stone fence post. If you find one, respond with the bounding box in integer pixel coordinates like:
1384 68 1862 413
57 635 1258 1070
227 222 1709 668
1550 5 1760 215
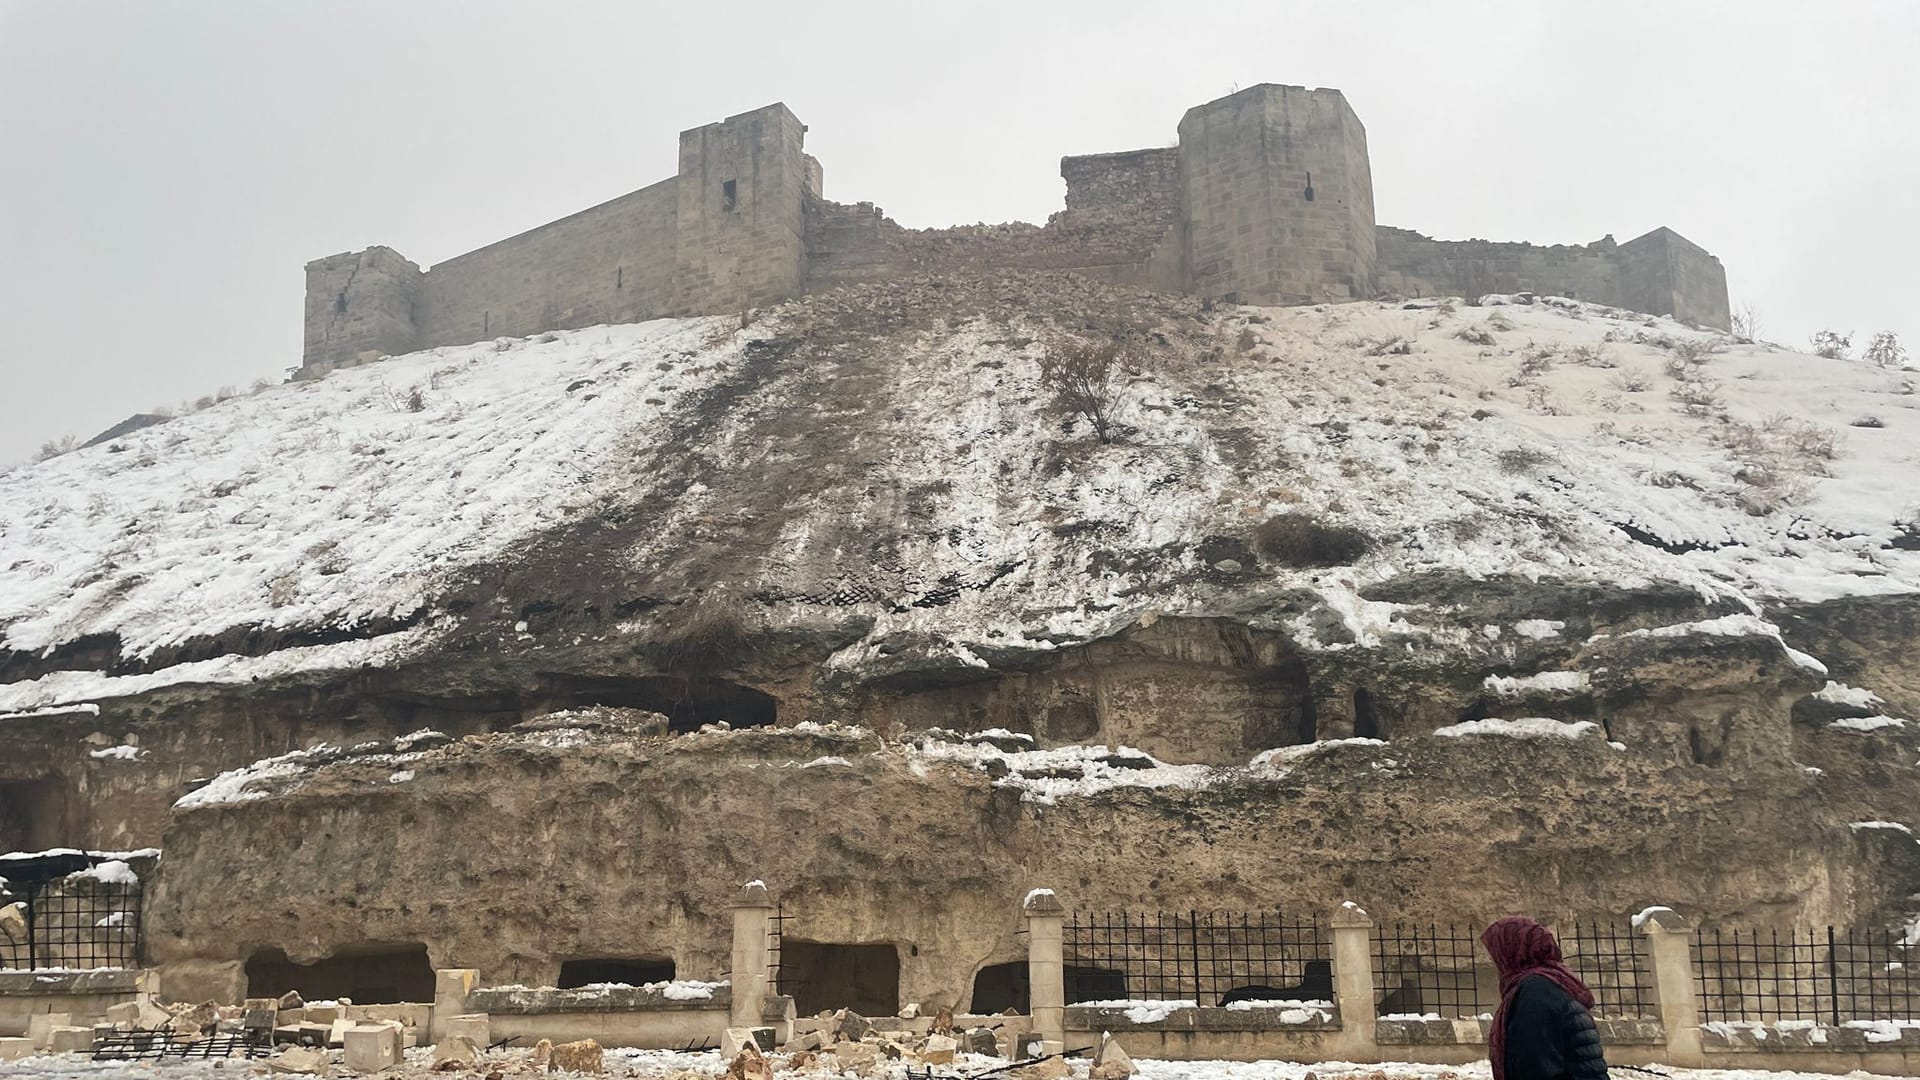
730 880 776 1029
1330 902 1378 1053
1638 907 1703 1066
1023 888 1066 1052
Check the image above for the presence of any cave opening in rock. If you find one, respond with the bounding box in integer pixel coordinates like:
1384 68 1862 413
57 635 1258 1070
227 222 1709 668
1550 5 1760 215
1064 965 1130 1004
546 675 777 733
557 957 675 988
0 779 67 852
244 943 435 1004
776 940 899 1016
970 961 1029 1013
1354 688 1381 739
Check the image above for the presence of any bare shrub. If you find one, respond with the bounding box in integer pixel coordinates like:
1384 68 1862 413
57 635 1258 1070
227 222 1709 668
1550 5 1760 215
1567 344 1615 367
1669 379 1725 416
1039 340 1126 443
1454 325 1497 347
1670 337 1726 368
1731 302 1762 344
35 434 78 462
1865 331 1909 369
1609 369 1652 393
1498 447 1551 474
1525 385 1566 415
1251 512 1373 568
1507 344 1556 386
250 377 275 393
406 386 427 413
1711 415 1841 515
1810 329 1852 360
659 603 755 673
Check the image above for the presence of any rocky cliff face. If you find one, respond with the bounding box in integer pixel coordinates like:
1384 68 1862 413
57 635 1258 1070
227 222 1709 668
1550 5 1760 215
4 273 1919 998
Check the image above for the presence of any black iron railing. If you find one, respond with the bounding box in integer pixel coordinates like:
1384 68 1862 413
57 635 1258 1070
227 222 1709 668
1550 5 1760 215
0 865 144 971
1562 920 1656 1020
1695 926 1920 1024
1063 909 1330 1005
1372 922 1486 1018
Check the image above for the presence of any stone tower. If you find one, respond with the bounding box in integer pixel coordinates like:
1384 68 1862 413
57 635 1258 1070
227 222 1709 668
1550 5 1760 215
1175 85 1376 305
301 247 422 376
671 102 810 314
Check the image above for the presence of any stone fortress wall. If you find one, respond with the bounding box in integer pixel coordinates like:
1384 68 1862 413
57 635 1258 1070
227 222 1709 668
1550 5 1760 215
300 85 1730 377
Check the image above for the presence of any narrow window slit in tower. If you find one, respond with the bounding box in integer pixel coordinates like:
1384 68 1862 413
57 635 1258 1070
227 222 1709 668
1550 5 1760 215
335 291 348 314
616 266 623 289
722 179 738 212
1303 172 1315 202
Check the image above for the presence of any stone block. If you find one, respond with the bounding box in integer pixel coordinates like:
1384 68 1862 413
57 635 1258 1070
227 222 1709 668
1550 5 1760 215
294 1022 332 1045
780 1030 823 1053
302 1004 340 1025
832 1041 879 1069
279 991 305 1010
550 1038 603 1073
328 1018 355 1047
1091 1032 1136 1078
270 1045 330 1074
0 1038 36 1062
724 1044 771 1080
722 1028 758 1058
529 1038 554 1070
344 1022 403 1072
47 1026 95 1054
28 1013 72 1047
443 1013 489 1048
835 1008 874 1041
920 1033 958 1065
137 999 174 1029
964 1027 998 1055
433 1034 479 1066
105 1001 142 1025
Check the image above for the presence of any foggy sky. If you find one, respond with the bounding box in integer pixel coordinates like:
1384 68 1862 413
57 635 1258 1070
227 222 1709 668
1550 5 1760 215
2 0 1915 466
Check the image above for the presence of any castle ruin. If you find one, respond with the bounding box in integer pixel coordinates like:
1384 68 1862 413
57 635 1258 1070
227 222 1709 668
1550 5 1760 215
301 84 1731 376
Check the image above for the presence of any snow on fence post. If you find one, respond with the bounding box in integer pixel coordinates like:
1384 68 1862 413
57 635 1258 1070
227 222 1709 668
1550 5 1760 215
431 968 480 1044
1330 901 1377 1050
1023 888 1066 1051
730 880 775 1029
1635 906 1703 1066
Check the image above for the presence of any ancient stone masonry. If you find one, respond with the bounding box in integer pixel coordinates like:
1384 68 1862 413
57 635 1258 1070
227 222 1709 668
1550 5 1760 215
299 85 1730 376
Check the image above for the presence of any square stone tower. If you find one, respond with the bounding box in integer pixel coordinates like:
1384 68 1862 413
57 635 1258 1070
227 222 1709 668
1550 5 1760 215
672 103 809 314
301 247 422 376
1175 85 1376 305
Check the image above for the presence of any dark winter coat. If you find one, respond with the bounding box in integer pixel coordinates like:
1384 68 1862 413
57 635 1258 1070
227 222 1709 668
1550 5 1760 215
1500 973 1610 1080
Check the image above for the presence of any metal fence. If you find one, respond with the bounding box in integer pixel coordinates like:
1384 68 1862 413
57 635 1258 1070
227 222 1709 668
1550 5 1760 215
1695 927 1920 1024
1064 910 1331 1005
1372 922 1487 1018
1562 921 1656 1020
0 870 144 970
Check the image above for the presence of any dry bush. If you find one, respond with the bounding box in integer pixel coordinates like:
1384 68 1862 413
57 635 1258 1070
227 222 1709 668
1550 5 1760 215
1485 312 1517 332
1731 302 1762 344
1670 337 1726 368
1669 379 1725 416
1567 344 1615 367
1498 447 1551 474
35 434 78 462
1507 344 1556 386
1039 340 1126 444
406 386 427 413
1251 512 1373 568
1455 325 1497 347
1609 369 1652 393
1810 329 1852 360
1865 331 1908 369
1711 415 1841 515
659 604 755 673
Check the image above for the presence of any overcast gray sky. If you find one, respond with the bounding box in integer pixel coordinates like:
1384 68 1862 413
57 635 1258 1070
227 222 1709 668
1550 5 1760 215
2 0 1915 465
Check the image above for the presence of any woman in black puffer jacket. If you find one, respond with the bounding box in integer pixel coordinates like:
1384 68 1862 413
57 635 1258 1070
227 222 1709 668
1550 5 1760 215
1482 917 1609 1080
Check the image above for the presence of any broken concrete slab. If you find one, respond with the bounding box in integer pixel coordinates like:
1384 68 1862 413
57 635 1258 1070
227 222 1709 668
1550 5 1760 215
835 1009 874 1041
832 1041 879 1069
0 1038 38 1062
779 1030 823 1053
964 1027 999 1055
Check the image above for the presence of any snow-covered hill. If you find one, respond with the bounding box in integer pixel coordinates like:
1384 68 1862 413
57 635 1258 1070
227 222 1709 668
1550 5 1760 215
3 275 1917 716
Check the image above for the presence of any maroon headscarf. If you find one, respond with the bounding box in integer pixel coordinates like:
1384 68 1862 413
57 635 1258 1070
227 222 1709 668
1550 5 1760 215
1483 917 1595 1080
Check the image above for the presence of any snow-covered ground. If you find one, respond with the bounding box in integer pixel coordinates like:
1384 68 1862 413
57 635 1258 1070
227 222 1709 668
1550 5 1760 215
1 1047 1913 1080
4 290 1918 716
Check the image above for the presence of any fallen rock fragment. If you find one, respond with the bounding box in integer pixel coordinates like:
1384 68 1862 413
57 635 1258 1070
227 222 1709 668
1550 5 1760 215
269 1045 330 1074
551 1038 603 1073
725 1043 773 1080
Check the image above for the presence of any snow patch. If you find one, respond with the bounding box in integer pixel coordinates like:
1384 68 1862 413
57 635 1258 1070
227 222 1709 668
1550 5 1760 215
68 860 137 887
1432 718 1600 740
1813 681 1885 708
1830 716 1908 733
1483 671 1590 697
